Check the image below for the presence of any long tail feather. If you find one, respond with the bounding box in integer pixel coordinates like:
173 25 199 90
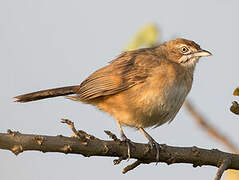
14 85 79 103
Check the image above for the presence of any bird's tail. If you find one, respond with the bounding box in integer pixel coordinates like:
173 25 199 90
14 85 80 103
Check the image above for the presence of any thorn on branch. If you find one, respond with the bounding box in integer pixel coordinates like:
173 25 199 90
214 158 231 180
104 130 120 142
61 144 72 154
7 129 20 137
113 156 125 165
191 146 200 157
33 136 45 145
11 145 23 155
61 119 97 143
103 144 109 154
212 149 221 154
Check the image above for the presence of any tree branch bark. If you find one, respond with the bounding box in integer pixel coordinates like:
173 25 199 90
1 129 239 175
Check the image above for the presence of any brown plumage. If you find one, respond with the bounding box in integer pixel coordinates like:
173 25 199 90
15 38 211 160
15 86 79 103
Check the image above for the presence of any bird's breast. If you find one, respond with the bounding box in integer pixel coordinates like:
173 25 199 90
134 70 192 128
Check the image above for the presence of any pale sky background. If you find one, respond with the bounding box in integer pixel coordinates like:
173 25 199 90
0 0 238 179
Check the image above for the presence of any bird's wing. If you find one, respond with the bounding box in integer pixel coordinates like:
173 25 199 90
74 47 162 101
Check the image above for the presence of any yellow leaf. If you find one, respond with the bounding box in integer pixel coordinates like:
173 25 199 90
125 24 158 51
226 169 239 180
233 88 239 96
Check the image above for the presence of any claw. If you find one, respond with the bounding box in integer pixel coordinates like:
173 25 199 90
148 139 161 163
139 127 161 163
116 121 135 160
121 134 135 161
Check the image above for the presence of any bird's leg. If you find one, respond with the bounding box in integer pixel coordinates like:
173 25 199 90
139 127 160 162
116 121 134 160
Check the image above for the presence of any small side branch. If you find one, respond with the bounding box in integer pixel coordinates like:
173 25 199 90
123 160 144 174
214 158 231 180
61 119 98 141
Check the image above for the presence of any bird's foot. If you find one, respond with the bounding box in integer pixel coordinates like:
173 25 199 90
121 134 135 161
148 139 161 163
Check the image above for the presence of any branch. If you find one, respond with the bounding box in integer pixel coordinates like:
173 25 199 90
1 129 239 177
185 100 239 153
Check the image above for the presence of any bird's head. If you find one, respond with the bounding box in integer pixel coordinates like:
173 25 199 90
162 38 212 68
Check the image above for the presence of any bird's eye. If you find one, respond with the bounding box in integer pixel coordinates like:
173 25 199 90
180 46 189 54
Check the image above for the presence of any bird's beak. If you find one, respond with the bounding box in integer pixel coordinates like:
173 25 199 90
193 49 212 57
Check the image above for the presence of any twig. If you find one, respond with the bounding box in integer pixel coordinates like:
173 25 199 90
184 100 239 153
61 119 98 141
61 119 79 137
214 158 231 180
104 130 120 142
122 160 143 174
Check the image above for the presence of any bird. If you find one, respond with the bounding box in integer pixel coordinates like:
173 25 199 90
14 38 212 161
